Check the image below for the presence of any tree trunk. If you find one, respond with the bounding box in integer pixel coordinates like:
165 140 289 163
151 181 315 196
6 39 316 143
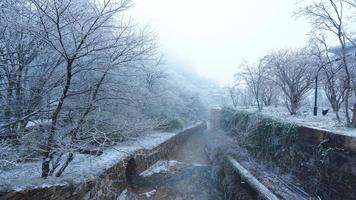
344 89 351 127
15 66 25 134
42 60 73 178
4 79 14 135
55 152 74 177
351 102 356 128
334 110 341 122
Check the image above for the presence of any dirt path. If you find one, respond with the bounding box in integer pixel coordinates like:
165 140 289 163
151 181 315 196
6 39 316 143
118 131 223 200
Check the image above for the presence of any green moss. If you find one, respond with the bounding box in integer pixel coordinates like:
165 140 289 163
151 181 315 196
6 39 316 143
154 118 185 132
220 108 300 167
220 107 237 130
246 117 299 166
220 108 356 199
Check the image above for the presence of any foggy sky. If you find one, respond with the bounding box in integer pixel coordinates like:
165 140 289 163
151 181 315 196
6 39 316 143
130 0 311 85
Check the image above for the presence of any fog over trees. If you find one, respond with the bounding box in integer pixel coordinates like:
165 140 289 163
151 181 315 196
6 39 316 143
0 0 222 178
230 0 356 128
1 0 356 186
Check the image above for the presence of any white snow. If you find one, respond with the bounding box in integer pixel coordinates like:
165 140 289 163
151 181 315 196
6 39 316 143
139 160 182 177
140 189 157 198
0 132 178 192
236 106 356 137
26 119 51 128
117 189 129 200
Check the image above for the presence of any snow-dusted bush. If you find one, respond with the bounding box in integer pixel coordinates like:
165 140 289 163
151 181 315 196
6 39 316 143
0 140 19 170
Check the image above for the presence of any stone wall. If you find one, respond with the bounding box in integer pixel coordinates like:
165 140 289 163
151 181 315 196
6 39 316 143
217 108 356 199
210 108 222 130
297 125 356 151
0 122 207 200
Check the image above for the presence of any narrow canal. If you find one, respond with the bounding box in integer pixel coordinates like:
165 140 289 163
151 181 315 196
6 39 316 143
117 131 224 200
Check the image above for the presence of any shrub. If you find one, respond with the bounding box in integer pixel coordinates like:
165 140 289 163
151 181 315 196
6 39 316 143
154 118 185 132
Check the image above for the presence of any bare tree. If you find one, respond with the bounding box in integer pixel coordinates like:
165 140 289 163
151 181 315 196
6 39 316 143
300 0 356 126
227 86 239 108
0 0 62 137
309 34 346 121
260 78 279 107
15 0 159 177
267 49 315 115
237 60 268 111
0 0 212 179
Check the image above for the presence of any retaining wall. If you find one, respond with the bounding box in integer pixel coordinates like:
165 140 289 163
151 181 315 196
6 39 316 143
218 108 356 199
0 122 207 200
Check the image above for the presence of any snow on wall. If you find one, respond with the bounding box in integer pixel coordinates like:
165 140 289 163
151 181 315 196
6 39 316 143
0 132 176 192
227 107 356 151
0 122 207 200
236 106 356 137
139 160 182 177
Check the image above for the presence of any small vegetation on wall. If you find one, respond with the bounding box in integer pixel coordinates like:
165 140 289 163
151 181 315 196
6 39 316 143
154 118 185 132
221 107 300 167
219 107 356 199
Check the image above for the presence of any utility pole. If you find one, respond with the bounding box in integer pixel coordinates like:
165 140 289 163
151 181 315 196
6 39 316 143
313 57 341 116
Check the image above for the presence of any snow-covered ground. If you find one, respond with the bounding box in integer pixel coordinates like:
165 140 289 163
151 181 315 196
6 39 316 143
0 132 177 192
236 106 356 137
117 189 129 200
139 160 183 177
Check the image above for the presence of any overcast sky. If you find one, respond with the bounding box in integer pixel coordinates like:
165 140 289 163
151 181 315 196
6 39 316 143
130 0 312 86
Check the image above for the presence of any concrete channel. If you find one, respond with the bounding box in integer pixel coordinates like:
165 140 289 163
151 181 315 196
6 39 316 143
118 127 278 200
1 122 278 200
